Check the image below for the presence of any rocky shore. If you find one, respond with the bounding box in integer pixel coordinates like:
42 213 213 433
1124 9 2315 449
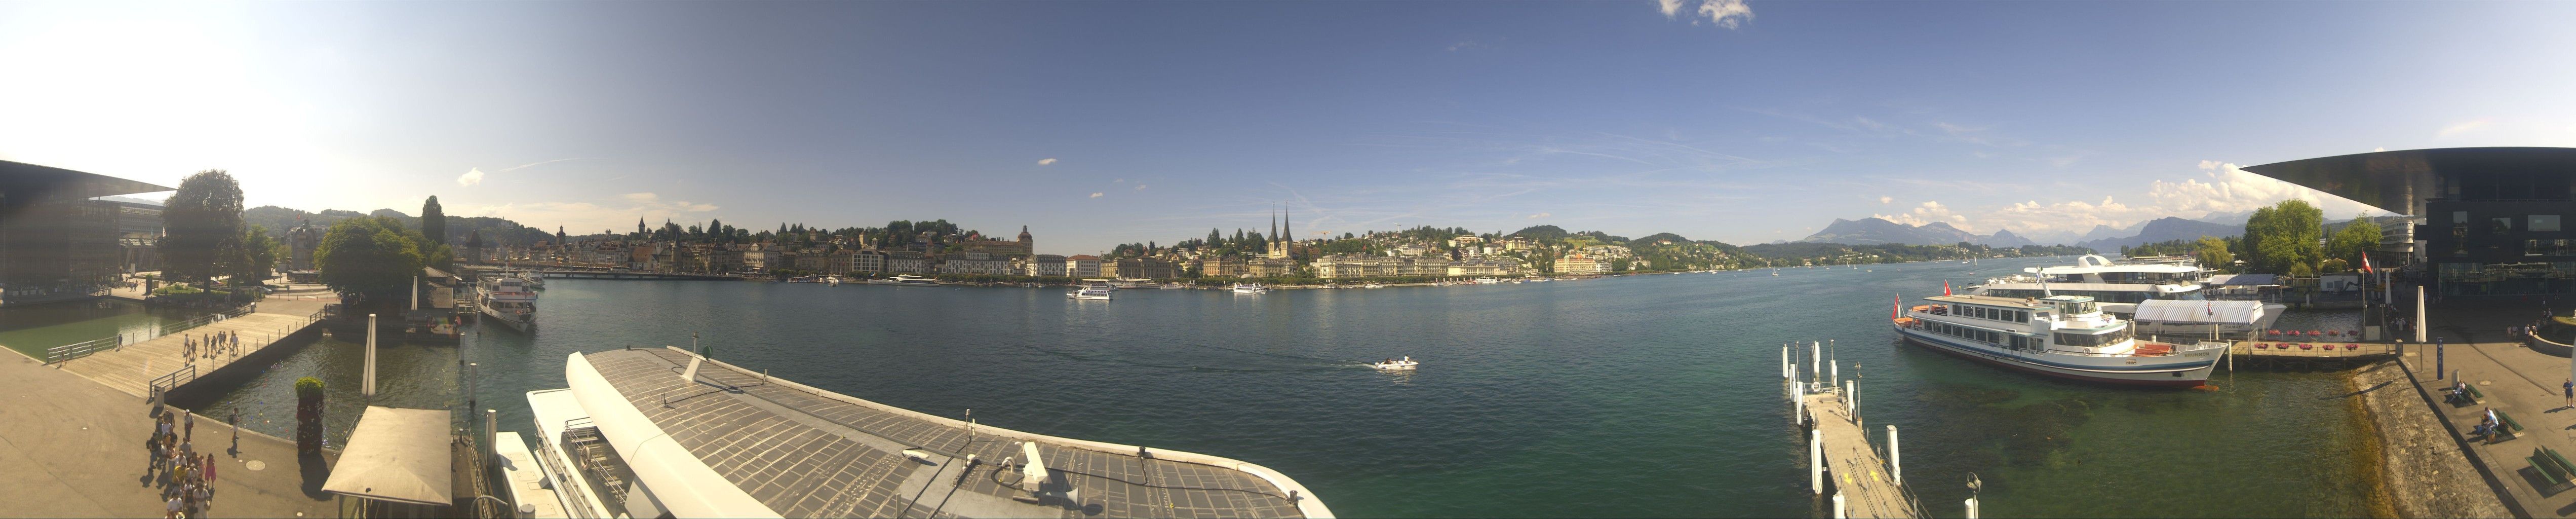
2348 359 2515 517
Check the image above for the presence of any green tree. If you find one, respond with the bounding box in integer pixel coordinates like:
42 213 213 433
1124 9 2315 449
2243 199 2323 274
419 196 451 270
2193 236 2235 274
238 225 284 284
316 216 425 305
2325 214 2383 270
162 170 245 285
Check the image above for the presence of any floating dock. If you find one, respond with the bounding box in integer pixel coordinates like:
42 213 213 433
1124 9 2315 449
53 299 331 397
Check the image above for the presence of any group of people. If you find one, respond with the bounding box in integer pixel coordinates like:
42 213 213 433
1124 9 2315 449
147 393 233 519
2470 407 2506 443
183 330 243 364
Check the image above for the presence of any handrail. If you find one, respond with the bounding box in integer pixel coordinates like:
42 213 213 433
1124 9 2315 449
45 336 123 365
149 364 198 394
43 303 255 365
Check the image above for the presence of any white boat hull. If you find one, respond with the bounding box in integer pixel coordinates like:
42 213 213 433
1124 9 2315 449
482 305 535 333
1893 325 2215 386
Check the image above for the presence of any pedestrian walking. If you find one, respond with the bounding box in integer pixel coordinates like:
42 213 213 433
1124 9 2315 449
228 407 240 455
2564 379 2572 409
182 413 193 442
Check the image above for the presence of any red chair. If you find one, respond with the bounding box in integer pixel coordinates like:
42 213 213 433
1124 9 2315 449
2298 344 2315 350
2345 344 2360 350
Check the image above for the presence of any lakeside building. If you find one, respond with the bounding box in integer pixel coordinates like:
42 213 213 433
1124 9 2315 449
1025 253 1067 277
0 161 172 305
1112 256 1177 279
1066 254 1102 277
2244 147 2575 296
107 198 165 273
1198 255 1247 277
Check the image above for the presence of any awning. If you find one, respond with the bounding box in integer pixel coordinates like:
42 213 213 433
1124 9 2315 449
2131 299 2268 325
321 406 454 506
2206 274 2279 286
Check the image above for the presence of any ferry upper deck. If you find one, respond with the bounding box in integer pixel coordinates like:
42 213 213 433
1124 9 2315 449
539 347 1330 518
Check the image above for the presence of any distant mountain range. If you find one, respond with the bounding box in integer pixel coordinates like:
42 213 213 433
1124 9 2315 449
1800 218 2035 247
1800 212 2253 252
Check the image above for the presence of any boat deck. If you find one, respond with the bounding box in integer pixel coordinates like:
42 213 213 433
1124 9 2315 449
583 348 1323 518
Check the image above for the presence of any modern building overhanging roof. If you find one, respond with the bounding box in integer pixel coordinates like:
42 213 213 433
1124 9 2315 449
0 160 176 200
2239 146 2576 216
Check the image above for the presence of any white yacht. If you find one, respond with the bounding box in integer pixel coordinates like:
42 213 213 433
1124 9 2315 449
481 276 538 333
516 269 547 290
824 276 842 286
1969 254 2207 317
1069 280 1114 300
1473 277 1500 284
1158 282 1190 290
1231 283 1270 294
867 274 941 287
510 348 1331 518
1368 356 1418 370
1895 294 2224 387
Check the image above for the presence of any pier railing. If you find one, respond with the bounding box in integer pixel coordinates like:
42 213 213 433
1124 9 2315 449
43 304 257 365
148 364 198 394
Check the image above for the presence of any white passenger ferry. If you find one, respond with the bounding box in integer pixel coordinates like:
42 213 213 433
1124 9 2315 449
1894 293 2224 387
1969 254 2206 318
866 274 941 287
481 276 538 333
1231 283 1270 294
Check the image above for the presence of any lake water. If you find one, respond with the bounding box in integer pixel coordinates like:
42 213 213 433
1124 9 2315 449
195 257 2379 517
0 299 199 359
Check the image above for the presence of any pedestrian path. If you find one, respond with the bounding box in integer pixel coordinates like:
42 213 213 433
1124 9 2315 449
2416 301 2576 517
58 299 328 398
0 346 334 517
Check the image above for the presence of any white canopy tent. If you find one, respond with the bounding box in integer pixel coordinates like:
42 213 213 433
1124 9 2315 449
321 406 455 506
2131 299 2268 325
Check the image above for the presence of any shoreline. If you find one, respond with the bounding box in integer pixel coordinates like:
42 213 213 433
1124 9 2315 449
2346 359 2513 517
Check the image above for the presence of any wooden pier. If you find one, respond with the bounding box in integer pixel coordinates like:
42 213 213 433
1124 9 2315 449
1785 342 1922 519
2222 340 2395 370
54 299 330 398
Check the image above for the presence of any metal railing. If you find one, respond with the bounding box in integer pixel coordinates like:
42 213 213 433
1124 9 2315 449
42 304 268 365
44 336 123 365
149 364 198 394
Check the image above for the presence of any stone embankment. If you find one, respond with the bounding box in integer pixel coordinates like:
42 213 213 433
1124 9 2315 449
2348 359 2515 518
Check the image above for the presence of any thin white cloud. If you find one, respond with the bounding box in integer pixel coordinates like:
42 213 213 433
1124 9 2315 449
1657 0 1753 29
1527 212 1552 219
1878 196 1893 204
1038 158 1058 166
2438 119 2492 139
456 167 485 187
620 192 658 202
1088 192 1104 198
1134 184 1148 191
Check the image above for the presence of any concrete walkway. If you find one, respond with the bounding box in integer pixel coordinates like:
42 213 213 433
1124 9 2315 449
57 299 328 398
2416 298 2576 517
0 347 335 517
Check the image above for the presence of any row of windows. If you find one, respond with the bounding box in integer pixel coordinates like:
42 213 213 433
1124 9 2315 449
1926 320 2045 350
2457 212 2565 233
1950 305 2030 323
2055 327 2134 348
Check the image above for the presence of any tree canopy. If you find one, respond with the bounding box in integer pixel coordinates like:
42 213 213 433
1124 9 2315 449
2243 199 2323 274
316 216 424 304
162 170 245 284
2324 214 2383 271
239 225 284 283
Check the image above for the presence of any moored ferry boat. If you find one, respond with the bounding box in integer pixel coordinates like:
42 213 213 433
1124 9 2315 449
481 276 538 333
1969 254 2205 318
1893 293 2224 387
867 274 941 287
1231 283 1270 294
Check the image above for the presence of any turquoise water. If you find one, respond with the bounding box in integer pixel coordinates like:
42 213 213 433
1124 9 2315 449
200 258 2377 517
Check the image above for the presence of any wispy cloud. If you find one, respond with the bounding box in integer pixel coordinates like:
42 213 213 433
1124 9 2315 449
456 167 486 187
1526 212 1552 219
2438 119 2491 139
1134 184 1148 191
500 157 593 172
1037 158 1058 166
1658 0 1753 29
1088 192 1104 198
1878 196 1893 204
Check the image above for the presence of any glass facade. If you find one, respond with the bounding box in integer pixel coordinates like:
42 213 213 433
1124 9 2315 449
2436 261 2576 296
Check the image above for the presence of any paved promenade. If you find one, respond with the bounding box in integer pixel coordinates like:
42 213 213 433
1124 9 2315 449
58 299 328 398
0 346 335 517
2411 298 2576 517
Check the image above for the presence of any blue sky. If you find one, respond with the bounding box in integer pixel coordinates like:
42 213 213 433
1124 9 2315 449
5 1 2574 253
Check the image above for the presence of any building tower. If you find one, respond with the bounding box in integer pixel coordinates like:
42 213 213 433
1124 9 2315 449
1018 225 1034 256
637 217 647 237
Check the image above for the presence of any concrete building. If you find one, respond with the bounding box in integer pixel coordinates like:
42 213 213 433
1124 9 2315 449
743 247 781 273
939 256 1014 275
885 251 930 274
1112 257 1177 280
1025 254 1067 277
1197 255 1246 278
0 161 171 305
1066 255 1102 278
2244 147 2576 296
288 218 323 271
851 250 887 274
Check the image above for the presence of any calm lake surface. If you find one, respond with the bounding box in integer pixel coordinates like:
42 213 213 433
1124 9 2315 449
196 257 2378 517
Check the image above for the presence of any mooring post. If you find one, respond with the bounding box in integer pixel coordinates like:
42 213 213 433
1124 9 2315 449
1845 381 1855 413
1887 425 1901 486
1782 344 1790 379
1793 380 1806 425
1832 491 1847 518
1966 497 1979 519
1810 429 1824 494
1811 341 1821 387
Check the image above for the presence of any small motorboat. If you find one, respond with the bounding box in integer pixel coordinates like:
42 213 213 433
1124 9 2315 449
1368 356 1419 370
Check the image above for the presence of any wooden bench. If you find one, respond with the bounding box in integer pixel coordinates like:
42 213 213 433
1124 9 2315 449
2532 448 2576 491
2490 410 2527 443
